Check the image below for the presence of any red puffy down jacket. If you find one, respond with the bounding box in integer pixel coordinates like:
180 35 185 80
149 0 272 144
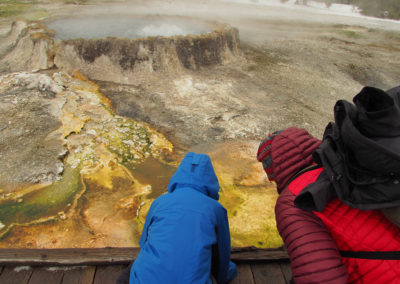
272 128 400 283
288 168 400 283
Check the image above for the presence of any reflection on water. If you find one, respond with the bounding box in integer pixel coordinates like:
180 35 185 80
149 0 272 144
130 157 177 199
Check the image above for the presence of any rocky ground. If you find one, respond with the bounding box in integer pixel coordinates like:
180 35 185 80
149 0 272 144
0 0 399 248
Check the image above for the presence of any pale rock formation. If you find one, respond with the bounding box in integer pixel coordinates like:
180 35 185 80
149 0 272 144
0 72 65 189
0 21 55 73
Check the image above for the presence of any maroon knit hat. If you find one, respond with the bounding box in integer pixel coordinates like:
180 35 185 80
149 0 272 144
257 130 282 181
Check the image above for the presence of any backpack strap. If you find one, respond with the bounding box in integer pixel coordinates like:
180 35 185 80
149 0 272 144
340 250 400 260
286 164 322 187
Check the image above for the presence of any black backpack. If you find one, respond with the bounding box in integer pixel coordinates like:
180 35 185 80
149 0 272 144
295 86 400 211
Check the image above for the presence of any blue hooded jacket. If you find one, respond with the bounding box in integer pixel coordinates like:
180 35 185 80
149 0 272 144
130 152 237 284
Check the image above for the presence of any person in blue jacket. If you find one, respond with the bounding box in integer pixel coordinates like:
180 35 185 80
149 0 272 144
129 152 237 284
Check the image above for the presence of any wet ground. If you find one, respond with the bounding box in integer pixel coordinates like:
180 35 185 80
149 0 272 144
0 0 399 249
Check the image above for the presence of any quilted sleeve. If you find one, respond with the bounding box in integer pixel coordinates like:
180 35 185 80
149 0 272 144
275 187 348 284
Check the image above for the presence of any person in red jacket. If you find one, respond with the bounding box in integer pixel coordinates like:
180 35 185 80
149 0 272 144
257 127 349 283
257 84 400 284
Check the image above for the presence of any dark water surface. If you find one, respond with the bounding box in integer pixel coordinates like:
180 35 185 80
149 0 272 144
130 157 177 199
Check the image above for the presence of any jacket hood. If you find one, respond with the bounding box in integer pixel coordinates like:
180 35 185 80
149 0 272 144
271 127 321 193
168 152 220 200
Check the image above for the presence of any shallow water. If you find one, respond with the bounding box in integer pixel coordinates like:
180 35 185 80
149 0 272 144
0 167 81 236
129 157 177 199
47 15 213 40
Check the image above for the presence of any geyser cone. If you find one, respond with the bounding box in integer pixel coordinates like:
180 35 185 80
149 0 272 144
51 15 240 84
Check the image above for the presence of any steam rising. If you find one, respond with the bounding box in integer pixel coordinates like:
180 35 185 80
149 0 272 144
48 16 212 40
45 0 400 43
139 24 186 38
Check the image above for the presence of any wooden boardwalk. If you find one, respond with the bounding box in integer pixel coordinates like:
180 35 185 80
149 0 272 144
0 247 291 284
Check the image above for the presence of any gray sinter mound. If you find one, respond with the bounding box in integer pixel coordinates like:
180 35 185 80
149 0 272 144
0 74 65 189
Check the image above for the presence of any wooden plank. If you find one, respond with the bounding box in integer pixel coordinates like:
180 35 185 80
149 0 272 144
229 263 255 284
0 247 140 266
93 265 127 284
231 247 289 262
28 267 64 284
0 247 288 266
251 263 286 284
0 266 33 284
279 262 292 284
61 266 96 284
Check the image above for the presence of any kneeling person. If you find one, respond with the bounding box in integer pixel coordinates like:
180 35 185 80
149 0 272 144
130 152 237 284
